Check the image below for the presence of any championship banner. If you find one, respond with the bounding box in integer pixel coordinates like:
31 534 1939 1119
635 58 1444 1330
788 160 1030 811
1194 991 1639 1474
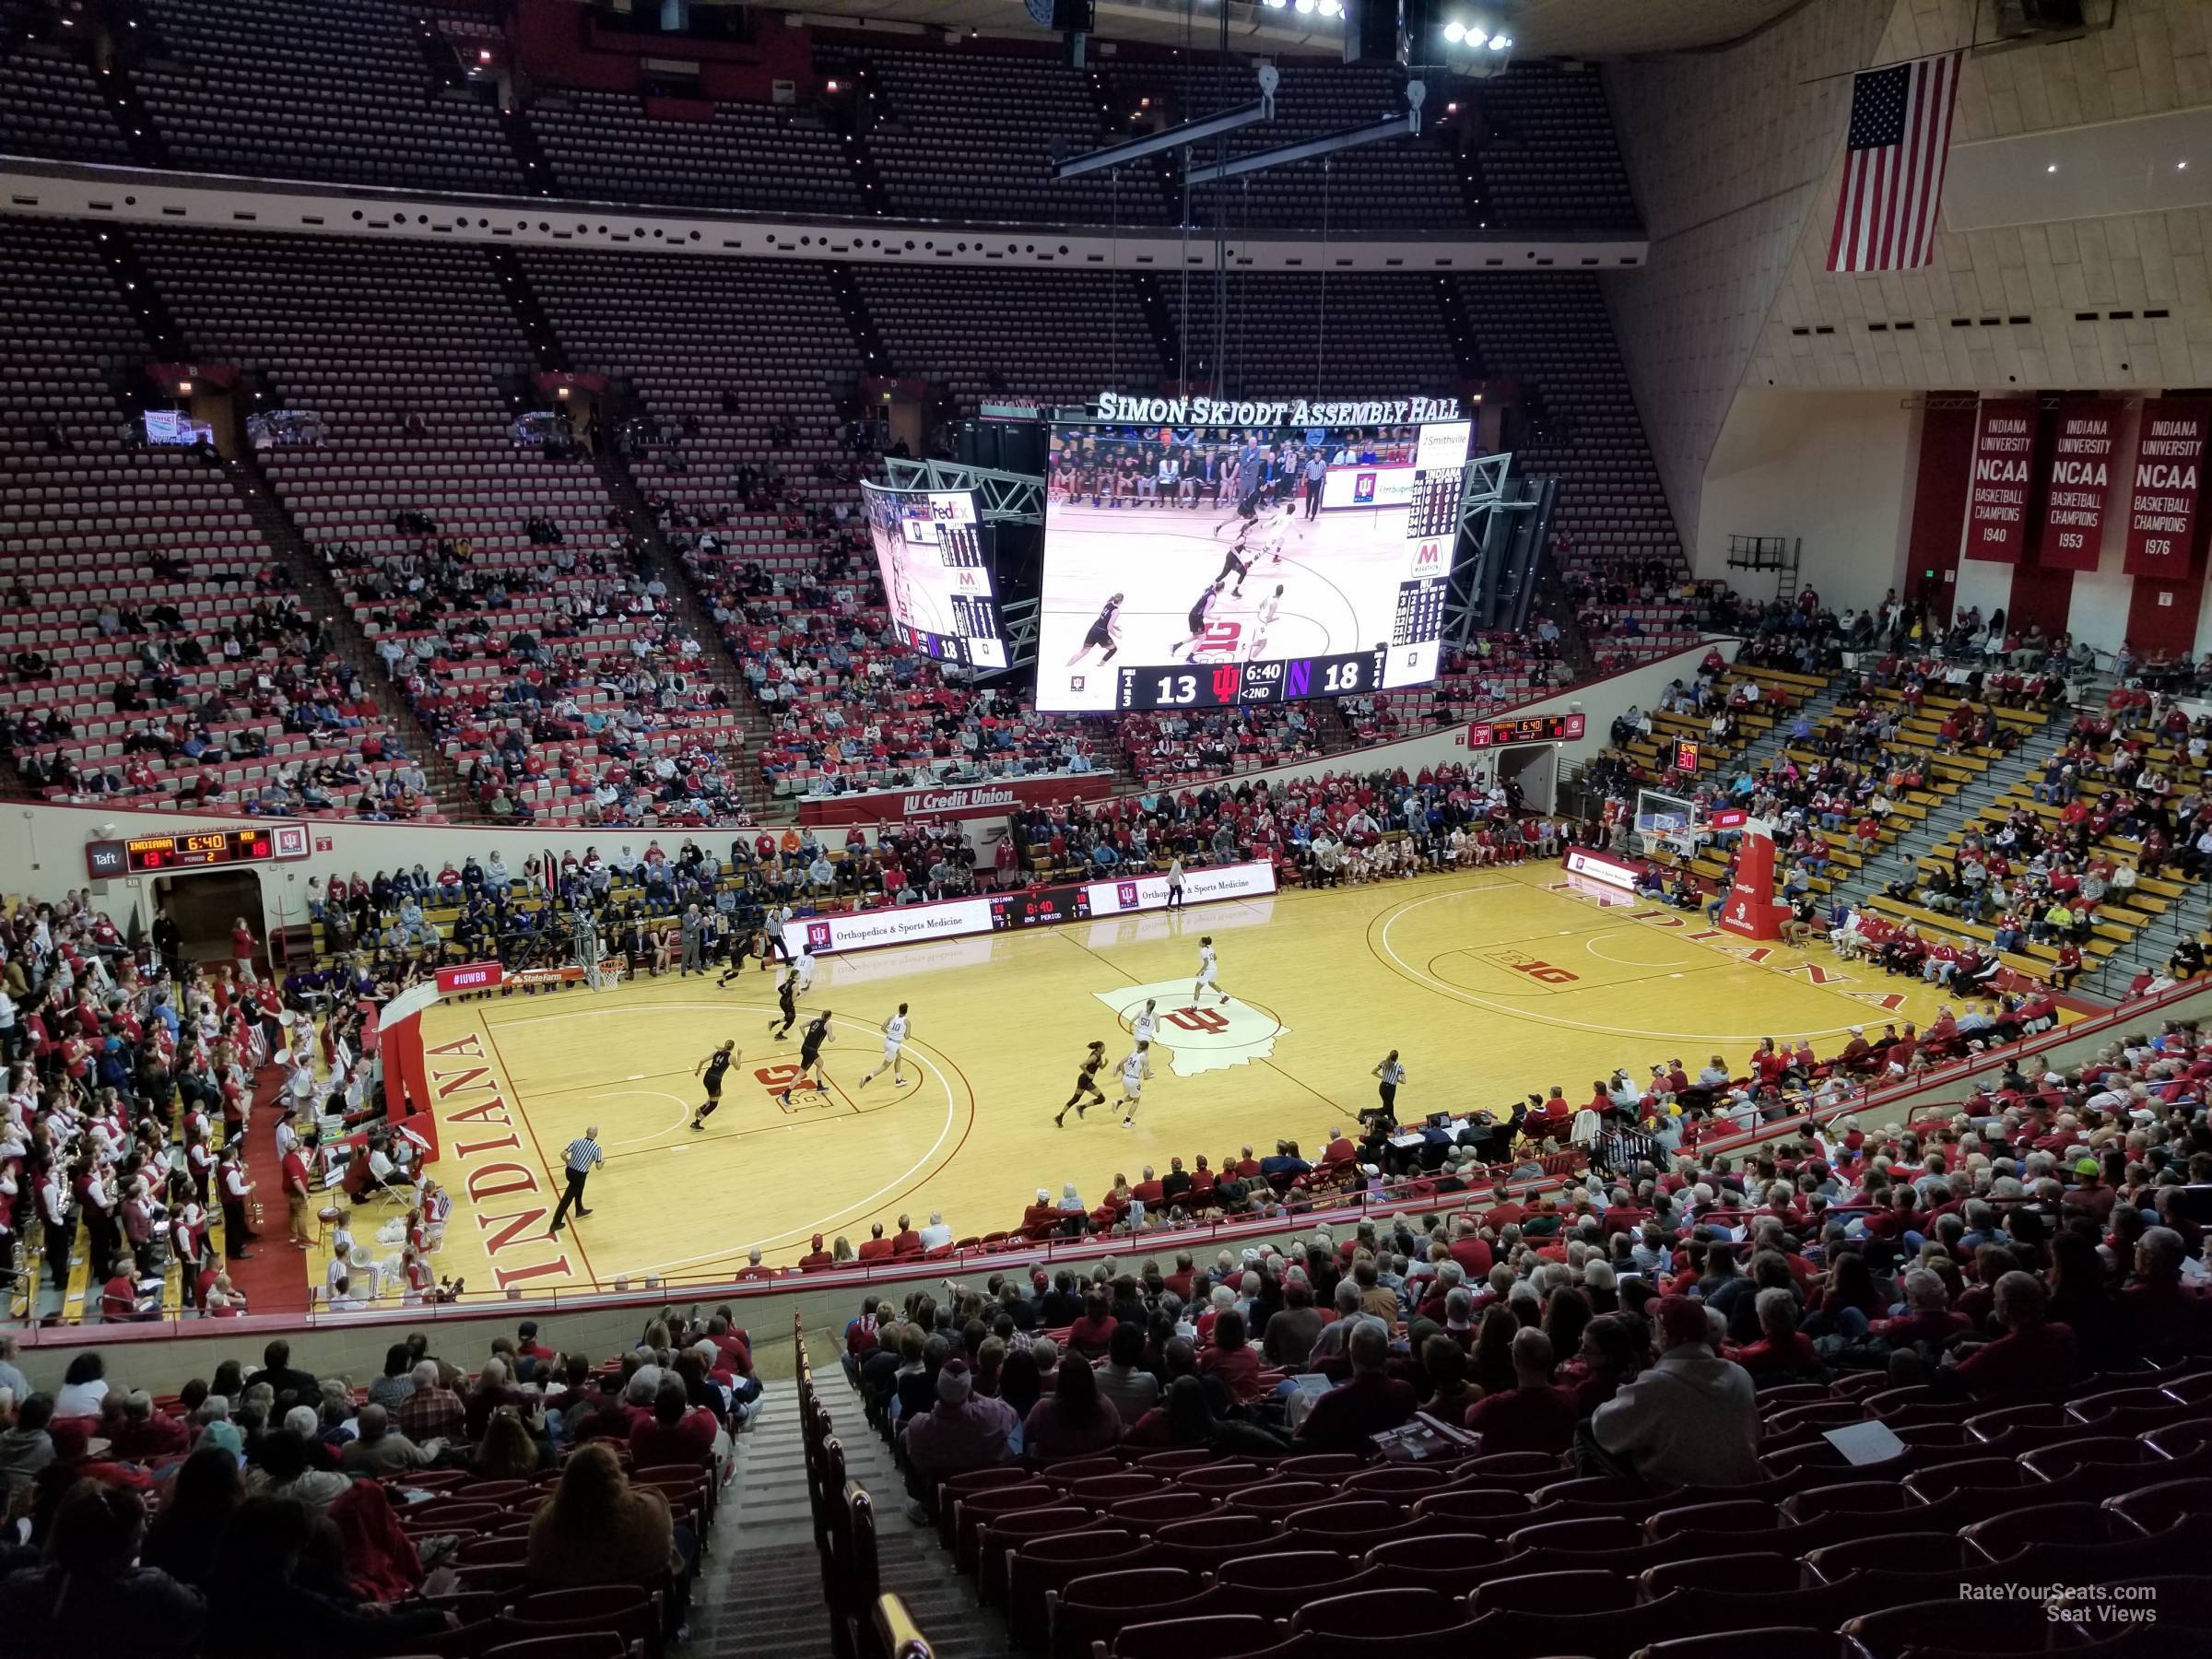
797 772 1113 826
1964 399 2035 563
2039 402 2120 571
2124 400 2208 576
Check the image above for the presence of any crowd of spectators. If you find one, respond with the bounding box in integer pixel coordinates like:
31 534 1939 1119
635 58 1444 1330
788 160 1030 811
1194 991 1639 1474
4 587 423 821
0 889 298 1318
0 1311 747 1655
335 522 748 828
853 1023 2208 1515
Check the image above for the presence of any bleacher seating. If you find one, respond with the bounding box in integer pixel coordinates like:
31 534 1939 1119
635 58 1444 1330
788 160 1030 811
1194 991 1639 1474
133 0 528 194
818 44 1126 226
0 222 418 818
528 88 866 216
137 228 749 826
0 39 133 165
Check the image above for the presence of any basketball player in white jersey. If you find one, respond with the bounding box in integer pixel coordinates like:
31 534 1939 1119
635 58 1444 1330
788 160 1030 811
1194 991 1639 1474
1193 935 1228 1006
789 945 817 995
1130 998 1159 1078
857 1002 912 1089
1246 584 1285 661
1116 1041 1150 1127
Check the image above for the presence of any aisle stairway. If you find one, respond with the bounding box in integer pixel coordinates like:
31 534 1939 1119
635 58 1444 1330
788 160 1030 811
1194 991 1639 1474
715 1372 1006 1659
1828 699 2069 926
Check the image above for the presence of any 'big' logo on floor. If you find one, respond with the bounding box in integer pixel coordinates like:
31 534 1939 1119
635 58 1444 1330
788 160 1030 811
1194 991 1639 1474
1091 979 1288 1077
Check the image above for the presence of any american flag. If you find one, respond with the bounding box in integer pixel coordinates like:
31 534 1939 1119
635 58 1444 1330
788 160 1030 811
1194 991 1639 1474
1827 52 1962 273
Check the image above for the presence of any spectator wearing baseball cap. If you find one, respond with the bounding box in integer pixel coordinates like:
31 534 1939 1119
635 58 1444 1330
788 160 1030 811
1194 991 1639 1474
901 1358 1017 1523
1587 1296 1759 1488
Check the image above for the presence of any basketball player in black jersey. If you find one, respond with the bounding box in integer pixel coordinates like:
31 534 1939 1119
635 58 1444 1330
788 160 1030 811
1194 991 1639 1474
1066 593 1124 667
768 963 801 1039
777 1010 833 1105
714 928 757 989
689 1040 737 1131
1054 1040 1109 1125
1169 580 1226 661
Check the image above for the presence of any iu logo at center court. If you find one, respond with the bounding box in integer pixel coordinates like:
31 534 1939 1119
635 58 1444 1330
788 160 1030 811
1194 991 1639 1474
1090 978 1289 1078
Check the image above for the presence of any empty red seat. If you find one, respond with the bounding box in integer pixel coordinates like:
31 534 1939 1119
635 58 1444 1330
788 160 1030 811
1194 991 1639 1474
1223 1480 1336 1520
1361 1532 1505 1594
1637 1629 1845 1659
1287 1587 1479 1657
1407 1488 1535 1534
1277 1500 1425 1553
1147 1513 1276 1573
1065 1473 1161 1505
1802 1532 1970 1584
1641 1552 1801 1596
974 1506 1098 1606
1962 1500 2137 1563
1211 1549 1380 1617
1099 1614 1310 1659
1466 1588 1697 1659
2105 1477 2212 1534
1175 1463 1273 1497
1101 1489 1215 1533
1841 1594 2098 1658
1337 1464 1456 1500
952 1483 1064 1574
1472 1567 1636 1616
1277 1453 1370 1481
1449 1451 1569 1489
1048 1569 1224 1659
1006 1530 1151 1652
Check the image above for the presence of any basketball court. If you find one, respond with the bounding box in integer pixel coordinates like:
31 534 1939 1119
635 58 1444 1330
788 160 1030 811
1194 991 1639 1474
382 863 1972 1300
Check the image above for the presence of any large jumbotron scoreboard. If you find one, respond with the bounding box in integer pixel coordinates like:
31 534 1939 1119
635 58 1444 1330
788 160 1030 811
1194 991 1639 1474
1034 398 1473 713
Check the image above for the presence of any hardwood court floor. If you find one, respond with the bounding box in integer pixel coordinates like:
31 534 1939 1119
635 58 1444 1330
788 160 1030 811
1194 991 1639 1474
406 865 1971 1295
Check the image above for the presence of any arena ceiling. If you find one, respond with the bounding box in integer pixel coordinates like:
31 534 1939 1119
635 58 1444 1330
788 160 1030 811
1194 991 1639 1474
789 0 1809 59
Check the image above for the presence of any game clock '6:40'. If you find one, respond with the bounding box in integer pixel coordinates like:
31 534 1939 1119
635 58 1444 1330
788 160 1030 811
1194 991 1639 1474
1118 650 1379 711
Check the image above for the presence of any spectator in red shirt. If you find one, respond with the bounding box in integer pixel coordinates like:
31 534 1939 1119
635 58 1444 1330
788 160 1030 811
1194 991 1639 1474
1732 1288 1823 1382
280 1143 313 1249
629 1377 719 1470
1199 1308 1265 1405
1947 1271 2079 1397
1065 1288 1120 1360
1465 1327 1577 1453
889 1215 923 1255
1869 1268 1971 1351
855 1223 896 1264
798 1233 834 1272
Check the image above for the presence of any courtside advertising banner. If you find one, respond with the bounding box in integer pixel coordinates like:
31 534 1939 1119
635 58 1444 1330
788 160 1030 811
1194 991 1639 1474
1964 398 2034 562
2038 402 2120 571
784 861 1278 956
1085 860 1278 914
1561 847 1642 893
790 897 997 957
2124 400 2208 576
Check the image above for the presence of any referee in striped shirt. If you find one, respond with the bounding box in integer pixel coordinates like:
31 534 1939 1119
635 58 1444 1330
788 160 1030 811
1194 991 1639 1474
549 1124 602 1237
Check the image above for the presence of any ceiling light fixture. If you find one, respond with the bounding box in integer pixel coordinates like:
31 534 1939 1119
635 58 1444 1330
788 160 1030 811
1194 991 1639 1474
1442 18 1466 41
1488 31 1512 49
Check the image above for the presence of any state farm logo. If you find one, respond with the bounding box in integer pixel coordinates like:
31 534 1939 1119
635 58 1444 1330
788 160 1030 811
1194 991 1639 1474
1090 978 1288 1077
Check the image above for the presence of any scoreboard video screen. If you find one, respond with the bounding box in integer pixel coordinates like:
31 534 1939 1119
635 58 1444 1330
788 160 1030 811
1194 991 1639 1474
1035 418 1473 712
863 483 1006 670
